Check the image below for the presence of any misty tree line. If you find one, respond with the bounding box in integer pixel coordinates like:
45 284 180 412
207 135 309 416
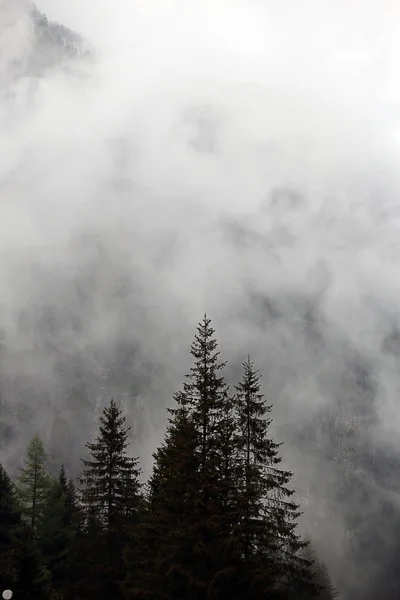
0 316 336 600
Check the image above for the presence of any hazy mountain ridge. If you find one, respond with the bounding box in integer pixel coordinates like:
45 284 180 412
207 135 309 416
0 214 399 598
0 1 87 86
29 5 89 73
1 2 400 598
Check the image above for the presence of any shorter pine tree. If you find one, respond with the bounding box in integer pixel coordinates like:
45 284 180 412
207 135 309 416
38 465 80 598
16 434 53 535
233 357 316 599
0 463 21 590
80 398 142 600
302 542 337 600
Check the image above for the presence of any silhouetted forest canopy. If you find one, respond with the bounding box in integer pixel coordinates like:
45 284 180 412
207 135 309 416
0 316 337 600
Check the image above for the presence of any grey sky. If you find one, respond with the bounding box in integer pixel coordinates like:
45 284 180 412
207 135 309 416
2 2 400 595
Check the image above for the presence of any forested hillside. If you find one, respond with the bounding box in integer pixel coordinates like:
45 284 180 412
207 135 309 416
0 317 337 600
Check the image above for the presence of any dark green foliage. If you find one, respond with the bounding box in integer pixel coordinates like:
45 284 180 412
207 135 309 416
176 315 239 598
0 463 20 589
316 562 337 600
125 316 237 600
0 317 336 600
233 357 316 599
125 404 201 600
7 439 55 599
37 466 80 598
125 316 319 600
12 521 49 600
302 543 337 599
79 398 142 600
80 399 142 529
0 464 19 548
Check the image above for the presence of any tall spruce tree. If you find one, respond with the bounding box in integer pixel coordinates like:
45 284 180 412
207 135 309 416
80 398 142 600
124 316 239 600
16 434 53 535
178 315 239 598
233 357 316 599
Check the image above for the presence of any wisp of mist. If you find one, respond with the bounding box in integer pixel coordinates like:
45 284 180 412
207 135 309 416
2 0 400 596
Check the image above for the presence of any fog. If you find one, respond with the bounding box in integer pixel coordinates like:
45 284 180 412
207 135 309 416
2 1 400 597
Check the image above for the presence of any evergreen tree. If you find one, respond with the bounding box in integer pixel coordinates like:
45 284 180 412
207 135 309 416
124 402 201 600
80 398 142 600
315 562 337 600
233 357 316 599
58 464 80 531
12 521 49 600
59 464 68 492
0 463 49 599
125 316 239 600
301 542 337 599
0 463 20 590
176 315 239 598
182 315 228 469
37 465 79 598
16 434 53 535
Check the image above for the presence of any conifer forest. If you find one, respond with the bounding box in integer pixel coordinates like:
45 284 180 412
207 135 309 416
2 2 400 599
0 317 337 600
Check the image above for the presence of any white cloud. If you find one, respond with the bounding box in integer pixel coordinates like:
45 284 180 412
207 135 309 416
2 1 400 590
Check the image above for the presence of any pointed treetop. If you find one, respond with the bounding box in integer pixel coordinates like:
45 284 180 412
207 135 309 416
59 464 68 491
189 314 226 372
21 434 49 470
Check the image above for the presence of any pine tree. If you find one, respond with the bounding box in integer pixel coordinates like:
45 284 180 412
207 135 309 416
178 315 239 598
233 357 316 599
58 465 80 531
80 398 142 600
301 543 337 600
37 465 79 598
124 402 201 600
124 316 239 600
80 398 142 528
316 562 337 600
59 464 68 492
61 478 85 600
12 519 49 600
16 434 53 535
183 315 228 470
0 463 20 590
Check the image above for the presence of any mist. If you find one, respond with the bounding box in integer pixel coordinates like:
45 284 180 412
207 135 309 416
2 0 400 597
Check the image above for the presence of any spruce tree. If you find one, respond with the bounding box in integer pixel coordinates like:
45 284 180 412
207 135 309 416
301 543 337 600
80 398 142 600
233 357 316 599
58 464 80 531
124 316 239 600
12 521 48 600
0 463 20 590
37 465 79 598
178 315 239 598
59 464 68 492
126 401 201 600
316 562 337 600
16 434 53 535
